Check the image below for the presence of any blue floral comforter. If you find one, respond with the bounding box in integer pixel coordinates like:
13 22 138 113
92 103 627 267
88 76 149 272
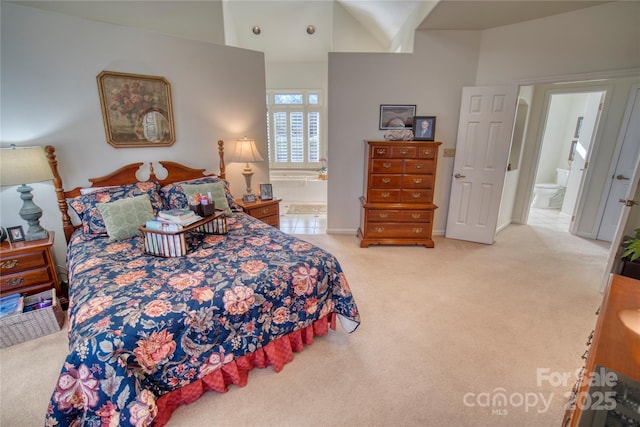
46 213 360 426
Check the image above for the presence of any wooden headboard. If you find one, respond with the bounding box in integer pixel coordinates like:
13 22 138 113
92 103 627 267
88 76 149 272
45 140 226 243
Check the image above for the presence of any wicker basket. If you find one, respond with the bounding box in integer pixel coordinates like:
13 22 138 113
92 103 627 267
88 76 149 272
0 289 65 348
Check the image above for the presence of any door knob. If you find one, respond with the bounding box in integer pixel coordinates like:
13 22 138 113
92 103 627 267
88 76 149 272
454 173 466 179
616 174 630 180
619 199 639 207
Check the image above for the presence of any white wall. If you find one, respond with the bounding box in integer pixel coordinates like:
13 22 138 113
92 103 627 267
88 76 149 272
328 1 640 237
0 3 268 266
328 30 481 233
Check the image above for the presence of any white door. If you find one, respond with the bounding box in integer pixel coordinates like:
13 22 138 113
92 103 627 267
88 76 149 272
445 86 518 244
601 160 640 291
565 92 605 229
597 84 640 241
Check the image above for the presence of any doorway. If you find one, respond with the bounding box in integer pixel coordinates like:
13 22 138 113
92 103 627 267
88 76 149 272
527 90 605 232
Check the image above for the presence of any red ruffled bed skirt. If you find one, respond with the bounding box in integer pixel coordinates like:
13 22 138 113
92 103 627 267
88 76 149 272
154 312 337 426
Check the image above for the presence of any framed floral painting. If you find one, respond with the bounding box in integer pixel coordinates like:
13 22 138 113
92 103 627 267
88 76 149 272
97 71 176 148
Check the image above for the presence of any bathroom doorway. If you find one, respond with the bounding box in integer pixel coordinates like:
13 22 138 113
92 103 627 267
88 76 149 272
527 88 605 232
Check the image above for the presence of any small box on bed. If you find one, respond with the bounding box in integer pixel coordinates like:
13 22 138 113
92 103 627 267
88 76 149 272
0 289 65 348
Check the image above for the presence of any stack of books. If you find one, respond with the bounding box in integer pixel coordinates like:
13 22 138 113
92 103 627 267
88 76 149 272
146 209 202 232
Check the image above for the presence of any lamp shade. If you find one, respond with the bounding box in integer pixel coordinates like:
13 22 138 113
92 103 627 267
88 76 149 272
234 137 264 163
0 146 54 186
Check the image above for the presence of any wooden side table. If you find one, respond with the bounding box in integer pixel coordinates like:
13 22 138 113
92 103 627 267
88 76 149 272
0 231 65 306
236 198 281 229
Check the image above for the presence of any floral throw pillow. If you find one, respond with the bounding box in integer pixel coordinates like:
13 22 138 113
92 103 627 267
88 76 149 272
160 177 240 212
68 181 164 235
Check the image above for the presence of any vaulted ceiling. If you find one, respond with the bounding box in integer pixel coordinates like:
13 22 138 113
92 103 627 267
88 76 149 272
10 0 611 63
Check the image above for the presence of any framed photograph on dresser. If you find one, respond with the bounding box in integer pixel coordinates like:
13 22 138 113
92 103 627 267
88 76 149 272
379 105 416 130
412 116 436 141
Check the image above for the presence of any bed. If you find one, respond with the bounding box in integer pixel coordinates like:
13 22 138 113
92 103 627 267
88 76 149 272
44 142 360 426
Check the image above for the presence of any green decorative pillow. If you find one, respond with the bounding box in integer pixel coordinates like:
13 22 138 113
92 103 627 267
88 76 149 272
182 182 232 216
96 194 156 242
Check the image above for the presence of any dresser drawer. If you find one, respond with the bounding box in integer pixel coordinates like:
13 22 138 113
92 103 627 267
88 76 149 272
368 209 432 223
404 159 435 174
372 159 403 174
370 174 402 188
368 189 401 203
371 146 391 158
418 146 437 159
402 175 433 189
261 215 279 227
0 251 47 275
400 189 432 203
365 223 431 238
246 203 279 219
390 146 417 158
0 266 54 293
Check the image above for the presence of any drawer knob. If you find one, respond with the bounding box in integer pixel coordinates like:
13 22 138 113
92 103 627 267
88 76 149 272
376 148 386 154
414 164 424 169
261 208 269 214
382 178 391 184
399 148 409 154
7 277 24 287
412 193 421 198
413 178 423 184
1 260 19 270
383 162 392 168
423 149 431 155
374 227 385 233
411 214 421 219
378 213 388 218
413 227 423 233
381 192 390 198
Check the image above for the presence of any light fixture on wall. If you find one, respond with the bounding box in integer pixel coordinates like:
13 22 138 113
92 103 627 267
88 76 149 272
234 137 264 196
0 145 54 241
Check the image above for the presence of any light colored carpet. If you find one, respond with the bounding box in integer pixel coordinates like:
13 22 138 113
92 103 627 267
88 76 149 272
286 204 327 215
0 224 609 426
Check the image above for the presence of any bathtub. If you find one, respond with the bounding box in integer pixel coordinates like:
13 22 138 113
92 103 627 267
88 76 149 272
269 170 327 204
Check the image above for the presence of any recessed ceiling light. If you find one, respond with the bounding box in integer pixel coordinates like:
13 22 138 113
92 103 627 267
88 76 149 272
306 25 315 35
252 26 261 35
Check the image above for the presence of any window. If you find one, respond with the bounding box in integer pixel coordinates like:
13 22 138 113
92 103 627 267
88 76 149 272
267 90 323 169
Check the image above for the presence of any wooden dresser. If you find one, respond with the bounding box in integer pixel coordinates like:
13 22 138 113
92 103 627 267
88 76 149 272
358 140 441 248
235 198 281 229
0 231 62 300
563 274 640 426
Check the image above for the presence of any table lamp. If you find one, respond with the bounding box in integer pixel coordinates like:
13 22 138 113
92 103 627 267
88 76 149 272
0 145 54 241
234 137 264 196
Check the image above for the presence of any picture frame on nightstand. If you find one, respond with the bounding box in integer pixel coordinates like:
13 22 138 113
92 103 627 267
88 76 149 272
243 194 256 203
260 184 273 201
7 226 25 243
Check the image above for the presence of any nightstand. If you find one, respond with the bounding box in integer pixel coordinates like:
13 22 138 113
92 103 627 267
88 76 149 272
236 198 281 229
0 231 65 307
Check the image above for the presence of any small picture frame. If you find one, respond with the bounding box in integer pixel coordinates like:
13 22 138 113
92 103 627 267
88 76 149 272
379 105 416 130
413 116 436 141
7 226 25 243
260 184 273 201
243 194 256 203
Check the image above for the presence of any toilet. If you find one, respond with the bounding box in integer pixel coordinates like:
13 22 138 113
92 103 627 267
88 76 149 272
532 168 570 209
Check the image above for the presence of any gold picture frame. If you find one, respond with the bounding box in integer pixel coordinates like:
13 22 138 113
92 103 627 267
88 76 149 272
97 71 176 148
